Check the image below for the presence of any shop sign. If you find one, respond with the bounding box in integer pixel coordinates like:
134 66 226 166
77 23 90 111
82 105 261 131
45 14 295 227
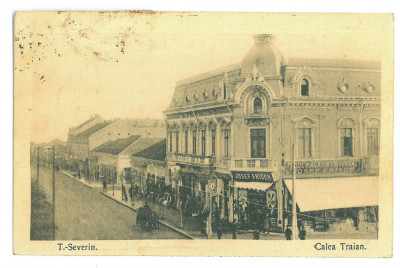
208 179 217 196
266 190 276 208
232 171 273 182
284 159 362 175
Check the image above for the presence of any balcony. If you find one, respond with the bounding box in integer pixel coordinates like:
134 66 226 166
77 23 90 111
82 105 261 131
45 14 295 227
231 158 278 171
168 152 216 166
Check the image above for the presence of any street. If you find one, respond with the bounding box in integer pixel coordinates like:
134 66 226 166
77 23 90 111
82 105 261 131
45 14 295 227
31 166 185 240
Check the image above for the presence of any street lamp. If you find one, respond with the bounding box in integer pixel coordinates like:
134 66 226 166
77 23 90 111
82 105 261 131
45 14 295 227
279 134 297 240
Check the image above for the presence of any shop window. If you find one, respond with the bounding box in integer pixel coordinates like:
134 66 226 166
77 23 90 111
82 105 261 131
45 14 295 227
201 130 206 156
253 97 262 114
301 79 309 96
211 129 216 156
298 128 312 158
192 130 197 154
224 129 230 157
367 127 379 156
340 128 353 156
184 130 188 154
250 129 266 158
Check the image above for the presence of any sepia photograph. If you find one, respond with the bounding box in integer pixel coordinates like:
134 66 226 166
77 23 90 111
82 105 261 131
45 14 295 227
13 11 393 256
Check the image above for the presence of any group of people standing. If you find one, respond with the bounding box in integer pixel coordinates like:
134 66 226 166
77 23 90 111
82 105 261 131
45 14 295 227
285 225 307 240
121 182 137 205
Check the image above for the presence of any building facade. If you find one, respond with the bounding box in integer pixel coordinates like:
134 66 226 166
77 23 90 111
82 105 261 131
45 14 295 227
164 34 380 231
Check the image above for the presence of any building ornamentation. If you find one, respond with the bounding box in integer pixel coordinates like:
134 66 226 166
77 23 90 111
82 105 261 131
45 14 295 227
339 117 356 128
244 117 270 127
271 116 279 128
234 115 243 126
338 78 350 93
363 80 375 94
364 117 380 127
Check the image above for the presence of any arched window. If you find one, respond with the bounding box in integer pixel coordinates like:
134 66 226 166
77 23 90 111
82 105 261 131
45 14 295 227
253 97 263 114
301 79 309 96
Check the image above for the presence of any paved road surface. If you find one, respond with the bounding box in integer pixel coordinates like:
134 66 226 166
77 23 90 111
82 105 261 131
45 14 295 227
31 166 185 240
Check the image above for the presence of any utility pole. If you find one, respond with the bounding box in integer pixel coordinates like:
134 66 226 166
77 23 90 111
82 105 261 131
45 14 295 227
46 146 56 240
292 143 297 240
112 167 115 196
52 145 56 240
36 148 40 191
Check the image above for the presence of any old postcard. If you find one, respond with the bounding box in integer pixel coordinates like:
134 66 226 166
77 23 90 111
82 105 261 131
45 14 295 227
13 11 393 256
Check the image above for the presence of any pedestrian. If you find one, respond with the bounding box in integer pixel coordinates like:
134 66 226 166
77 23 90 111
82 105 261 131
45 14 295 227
232 219 237 239
103 177 107 192
216 221 223 239
253 230 260 240
265 212 271 234
299 225 306 240
129 184 134 205
121 183 128 202
285 227 292 240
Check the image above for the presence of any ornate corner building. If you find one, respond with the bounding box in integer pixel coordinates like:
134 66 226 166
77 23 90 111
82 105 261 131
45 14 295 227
163 34 380 232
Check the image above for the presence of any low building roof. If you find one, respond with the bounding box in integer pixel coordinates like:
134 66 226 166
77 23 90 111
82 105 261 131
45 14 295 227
132 139 166 161
75 121 112 139
91 135 141 155
123 137 165 156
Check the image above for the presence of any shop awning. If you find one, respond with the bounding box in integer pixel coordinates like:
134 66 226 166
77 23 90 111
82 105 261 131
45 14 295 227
234 181 273 191
284 176 378 212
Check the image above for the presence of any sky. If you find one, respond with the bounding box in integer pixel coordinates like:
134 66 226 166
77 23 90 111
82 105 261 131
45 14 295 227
13 12 386 143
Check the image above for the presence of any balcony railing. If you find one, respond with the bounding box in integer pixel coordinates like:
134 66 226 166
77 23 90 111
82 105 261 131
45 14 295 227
167 153 278 170
168 152 216 166
232 158 277 170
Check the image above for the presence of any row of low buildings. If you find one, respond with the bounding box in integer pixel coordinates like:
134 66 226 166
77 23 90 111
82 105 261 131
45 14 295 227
31 116 168 191
31 34 380 233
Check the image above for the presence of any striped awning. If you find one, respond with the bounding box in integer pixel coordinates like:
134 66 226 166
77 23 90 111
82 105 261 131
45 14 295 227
234 181 273 191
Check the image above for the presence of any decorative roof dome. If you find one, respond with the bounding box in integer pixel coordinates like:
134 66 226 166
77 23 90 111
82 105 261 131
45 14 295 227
241 34 284 79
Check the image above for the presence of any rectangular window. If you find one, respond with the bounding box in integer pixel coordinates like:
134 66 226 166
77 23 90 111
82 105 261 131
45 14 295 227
184 130 188 154
367 127 379 156
250 129 266 158
211 129 216 156
175 131 179 153
340 128 353 157
201 130 206 156
298 128 312 158
192 130 197 154
169 132 172 153
224 129 230 157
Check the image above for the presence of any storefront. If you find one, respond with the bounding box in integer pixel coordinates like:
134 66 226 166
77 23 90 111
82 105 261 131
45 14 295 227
232 171 276 230
179 172 207 216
